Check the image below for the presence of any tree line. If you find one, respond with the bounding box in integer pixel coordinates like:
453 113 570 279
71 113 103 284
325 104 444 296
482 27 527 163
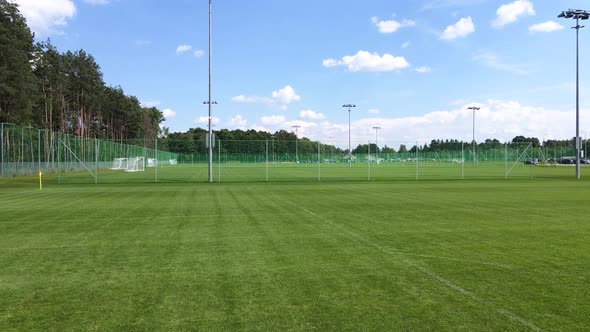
0 0 164 141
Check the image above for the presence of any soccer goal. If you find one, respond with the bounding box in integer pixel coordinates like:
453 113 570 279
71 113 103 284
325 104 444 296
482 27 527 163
125 157 145 172
147 158 157 167
110 158 128 170
169 159 177 165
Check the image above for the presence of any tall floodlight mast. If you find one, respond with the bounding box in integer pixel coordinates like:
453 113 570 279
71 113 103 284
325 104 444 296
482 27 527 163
343 104 356 167
558 9 589 179
467 106 480 166
206 0 214 182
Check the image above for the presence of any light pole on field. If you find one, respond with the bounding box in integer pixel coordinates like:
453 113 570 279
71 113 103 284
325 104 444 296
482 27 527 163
292 125 301 163
558 8 589 179
205 0 214 182
372 126 381 161
467 106 480 165
343 104 356 167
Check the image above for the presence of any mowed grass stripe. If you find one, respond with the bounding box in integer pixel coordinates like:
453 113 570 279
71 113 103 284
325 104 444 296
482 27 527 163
1 180 589 330
276 181 590 330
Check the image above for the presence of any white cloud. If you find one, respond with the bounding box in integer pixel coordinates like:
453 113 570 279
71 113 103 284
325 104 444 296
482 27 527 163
194 49 205 57
230 115 247 129
11 0 76 35
196 116 220 125
401 41 411 49
271 85 301 105
371 17 415 34
415 66 432 73
83 0 110 5
368 109 381 115
529 21 564 33
492 0 535 28
162 108 176 119
261 115 286 125
323 50 410 72
176 44 192 54
440 16 475 40
300 110 325 120
233 85 301 110
473 51 528 75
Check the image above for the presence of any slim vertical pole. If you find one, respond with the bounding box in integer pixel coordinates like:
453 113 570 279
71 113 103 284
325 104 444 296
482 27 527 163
1 123 3 177
473 109 475 166
461 142 464 180
505 143 508 180
576 17 581 179
218 139 221 183
348 108 351 168
38 129 41 171
266 139 269 182
368 141 371 181
416 141 419 180
95 138 98 184
317 141 320 182
155 138 158 183
21 127 24 176
207 0 213 183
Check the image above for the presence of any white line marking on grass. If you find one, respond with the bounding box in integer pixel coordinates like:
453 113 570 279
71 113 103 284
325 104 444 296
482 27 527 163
285 201 542 332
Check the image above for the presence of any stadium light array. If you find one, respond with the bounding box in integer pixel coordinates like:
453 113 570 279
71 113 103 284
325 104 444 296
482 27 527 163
558 8 589 179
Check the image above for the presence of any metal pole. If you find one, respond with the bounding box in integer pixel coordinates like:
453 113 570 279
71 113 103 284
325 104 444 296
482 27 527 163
473 108 475 166
1 123 3 177
348 108 351 168
266 139 269 182
576 17 581 179
218 139 221 183
207 0 213 183
368 141 371 181
38 129 41 171
292 125 300 163
317 141 321 182
461 142 464 180
155 138 158 183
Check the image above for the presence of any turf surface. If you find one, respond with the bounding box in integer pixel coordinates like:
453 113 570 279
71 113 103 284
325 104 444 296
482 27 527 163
1 177 589 330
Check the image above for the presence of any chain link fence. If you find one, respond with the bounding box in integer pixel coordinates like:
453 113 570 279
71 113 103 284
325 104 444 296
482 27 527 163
0 123 581 184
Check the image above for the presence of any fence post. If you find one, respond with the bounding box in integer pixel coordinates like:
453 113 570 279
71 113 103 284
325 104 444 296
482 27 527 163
1 123 3 177
416 141 419 180
505 143 508 180
317 141 321 182
155 138 158 183
95 138 98 185
218 139 221 183
461 142 464 180
266 139 269 182
368 141 371 181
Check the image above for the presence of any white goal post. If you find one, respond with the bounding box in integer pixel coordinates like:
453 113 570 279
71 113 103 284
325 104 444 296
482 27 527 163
110 158 128 170
125 157 145 172
147 158 157 167
169 159 177 165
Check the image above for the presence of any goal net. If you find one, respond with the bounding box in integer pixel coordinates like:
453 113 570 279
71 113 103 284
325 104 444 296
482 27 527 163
110 158 128 170
147 158 157 167
169 159 177 165
125 157 145 172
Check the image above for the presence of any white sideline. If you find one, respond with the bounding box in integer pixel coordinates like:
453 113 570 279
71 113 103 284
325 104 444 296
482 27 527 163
284 200 542 332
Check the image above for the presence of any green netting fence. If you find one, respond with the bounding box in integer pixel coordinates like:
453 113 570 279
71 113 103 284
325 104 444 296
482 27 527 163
0 123 583 184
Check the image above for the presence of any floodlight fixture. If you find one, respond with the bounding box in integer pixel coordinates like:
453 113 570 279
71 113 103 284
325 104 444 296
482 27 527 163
558 8 589 179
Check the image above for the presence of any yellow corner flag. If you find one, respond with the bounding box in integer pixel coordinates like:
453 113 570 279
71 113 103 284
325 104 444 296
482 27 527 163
38 169 43 191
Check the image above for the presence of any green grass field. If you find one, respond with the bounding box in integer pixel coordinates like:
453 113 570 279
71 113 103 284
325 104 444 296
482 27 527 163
1 171 589 330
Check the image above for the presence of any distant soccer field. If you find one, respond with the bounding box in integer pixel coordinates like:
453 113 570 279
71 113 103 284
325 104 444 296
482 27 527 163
1 177 589 330
50 161 578 184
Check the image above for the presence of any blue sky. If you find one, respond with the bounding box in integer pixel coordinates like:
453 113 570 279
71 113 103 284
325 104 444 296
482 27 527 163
13 0 590 145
